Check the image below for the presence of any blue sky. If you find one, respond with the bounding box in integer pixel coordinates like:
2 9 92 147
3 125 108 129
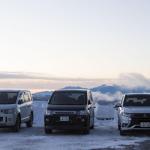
0 0 150 80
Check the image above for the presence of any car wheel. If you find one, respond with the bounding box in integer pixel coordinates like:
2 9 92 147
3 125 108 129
90 121 94 129
118 121 121 131
45 128 52 134
90 116 94 129
83 128 90 134
83 118 90 134
26 112 33 128
90 125 94 129
13 115 21 132
120 129 128 136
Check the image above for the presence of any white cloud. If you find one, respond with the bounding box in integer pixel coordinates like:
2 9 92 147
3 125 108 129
92 91 123 103
0 72 149 92
117 73 150 88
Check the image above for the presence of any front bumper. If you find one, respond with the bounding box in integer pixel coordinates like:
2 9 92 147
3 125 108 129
44 115 89 130
121 115 150 131
0 114 16 127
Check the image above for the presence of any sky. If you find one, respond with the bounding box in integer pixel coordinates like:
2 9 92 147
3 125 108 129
0 0 150 90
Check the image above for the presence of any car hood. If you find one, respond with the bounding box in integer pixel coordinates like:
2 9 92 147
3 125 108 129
124 107 150 114
0 104 17 109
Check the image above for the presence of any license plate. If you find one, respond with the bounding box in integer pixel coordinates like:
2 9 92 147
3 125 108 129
60 116 69 122
140 122 150 128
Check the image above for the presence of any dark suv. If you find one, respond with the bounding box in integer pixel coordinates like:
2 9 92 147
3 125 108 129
44 89 95 134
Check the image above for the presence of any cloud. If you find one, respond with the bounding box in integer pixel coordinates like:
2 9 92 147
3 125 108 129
0 72 105 90
92 91 123 103
117 73 150 88
0 71 105 81
0 72 149 91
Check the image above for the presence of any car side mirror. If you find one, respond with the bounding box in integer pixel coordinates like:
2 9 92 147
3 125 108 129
114 103 121 109
18 99 23 105
88 100 91 105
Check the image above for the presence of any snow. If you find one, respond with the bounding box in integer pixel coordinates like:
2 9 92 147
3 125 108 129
0 101 148 150
95 103 115 119
33 101 47 127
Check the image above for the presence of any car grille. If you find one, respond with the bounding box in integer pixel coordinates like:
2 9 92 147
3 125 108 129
53 111 76 115
131 113 150 118
130 113 150 128
50 115 87 126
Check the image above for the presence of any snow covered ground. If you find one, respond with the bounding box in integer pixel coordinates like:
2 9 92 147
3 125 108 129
0 101 149 150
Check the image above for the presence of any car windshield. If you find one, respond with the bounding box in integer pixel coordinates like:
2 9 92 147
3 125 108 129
0 92 18 104
49 91 87 105
124 95 150 106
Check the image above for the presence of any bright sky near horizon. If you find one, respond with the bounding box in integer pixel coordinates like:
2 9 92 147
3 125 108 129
0 0 150 79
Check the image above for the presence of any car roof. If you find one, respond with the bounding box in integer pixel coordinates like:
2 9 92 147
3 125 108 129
0 90 30 93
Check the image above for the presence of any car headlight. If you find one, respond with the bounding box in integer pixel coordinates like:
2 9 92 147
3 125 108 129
46 110 53 115
79 110 88 115
122 113 131 118
121 113 131 123
3 109 14 114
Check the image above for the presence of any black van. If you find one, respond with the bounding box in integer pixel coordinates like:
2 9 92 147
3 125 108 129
44 89 95 134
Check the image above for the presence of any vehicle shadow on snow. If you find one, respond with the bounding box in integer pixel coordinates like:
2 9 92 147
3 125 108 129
121 130 150 137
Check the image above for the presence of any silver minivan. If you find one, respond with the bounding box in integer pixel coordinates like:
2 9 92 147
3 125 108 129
0 90 33 132
115 93 150 135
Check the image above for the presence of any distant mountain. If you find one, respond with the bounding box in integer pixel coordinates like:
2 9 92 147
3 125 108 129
91 84 121 94
91 84 150 94
62 86 85 90
63 84 150 94
32 84 150 102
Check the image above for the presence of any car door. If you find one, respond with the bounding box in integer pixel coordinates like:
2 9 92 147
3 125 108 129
18 92 27 121
25 92 32 118
23 92 30 120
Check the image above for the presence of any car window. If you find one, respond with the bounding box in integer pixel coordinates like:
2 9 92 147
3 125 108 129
0 92 18 104
124 95 150 106
27 92 31 101
49 91 87 105
90 92 93 102
17 92 25 104
24 92 30 103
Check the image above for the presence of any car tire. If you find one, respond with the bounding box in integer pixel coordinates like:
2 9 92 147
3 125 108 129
83 117 90 134
120 129 128 136
90 125 94 129
90 121 94 129
118 121 121 131
83 128 90 134
45 128 52 134
26 112 33 128
13 115 21 132
90 116 94 129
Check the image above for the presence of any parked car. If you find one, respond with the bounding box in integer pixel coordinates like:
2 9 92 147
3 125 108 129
44 89 95 134
115 93 150 135
0 90 33 132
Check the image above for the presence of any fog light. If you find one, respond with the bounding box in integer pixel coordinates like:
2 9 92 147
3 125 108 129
81 118 85 122
122 123 128 127
46 118 49 121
